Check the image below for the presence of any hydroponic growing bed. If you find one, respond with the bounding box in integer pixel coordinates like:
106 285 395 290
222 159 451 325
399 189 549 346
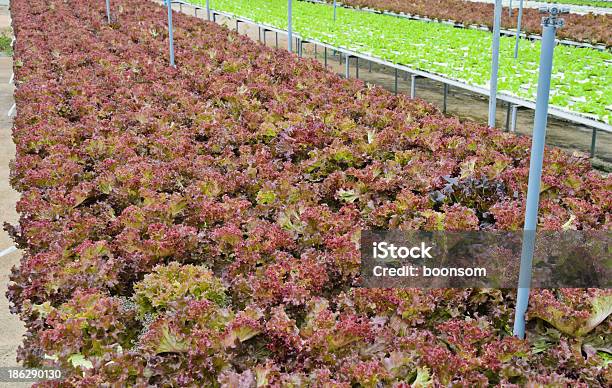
194 0 612 126
536 0 612 7
6 0 612 385
314 0 612 45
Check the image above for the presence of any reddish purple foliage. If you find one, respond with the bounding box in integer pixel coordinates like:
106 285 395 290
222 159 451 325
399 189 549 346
6 0 611 385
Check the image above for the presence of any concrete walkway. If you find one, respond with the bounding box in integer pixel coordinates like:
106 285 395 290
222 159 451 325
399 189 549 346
0 5 29 388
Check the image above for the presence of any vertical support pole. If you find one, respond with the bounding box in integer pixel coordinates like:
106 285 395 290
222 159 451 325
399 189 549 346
167 0 176 67
513 8 565 340
236 20 239 31
314 44 317 59
258 27 262 42
263 30 267 46
510 104 518 132
105 0 111 24
443 83 449 114
590 129 597 159
394 68 398 95
288 0 293 53
333 0 337 21
324 47 328 67
298 39 302 57
488 0 503 127
276 31 279 48
194 7 197 17
369 60 372 73
345 55 350 78
505 102 512 131
356 57 359 79
509 0 513 17
410 74 416 98
179 2 182 12
206 0 210 21
514 0 524 59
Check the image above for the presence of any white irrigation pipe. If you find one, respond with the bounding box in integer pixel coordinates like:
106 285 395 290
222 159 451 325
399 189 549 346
7 103 15 117
0 246 17 257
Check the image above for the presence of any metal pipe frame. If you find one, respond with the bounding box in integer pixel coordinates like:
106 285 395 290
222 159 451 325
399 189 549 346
591 129 598 158
394 68 398 95
167 0 175 67
488 0 503 127
443 83 449 114
324 46 327 67
505 102 512 131
513 8 564 340
106 0 111 23
514 0 524 58
333 0 337 21
288 0 293 53
510 104 518 132
345 54 350 78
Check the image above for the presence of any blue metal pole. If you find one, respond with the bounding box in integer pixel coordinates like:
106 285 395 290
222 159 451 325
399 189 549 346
167 0 176 67
514 0 524 59
105 0 111 23
288 0 293 52
509 0 513 17
488 0 503 127
206 0 210 20
334 0 337 21
513 7 566 339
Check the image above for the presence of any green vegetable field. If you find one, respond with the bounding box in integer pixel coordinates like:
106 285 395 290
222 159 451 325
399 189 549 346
196 0 612 124
542 0 612 8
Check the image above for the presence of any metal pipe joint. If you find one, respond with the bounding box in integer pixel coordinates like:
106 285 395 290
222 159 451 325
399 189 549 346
539 7 569 28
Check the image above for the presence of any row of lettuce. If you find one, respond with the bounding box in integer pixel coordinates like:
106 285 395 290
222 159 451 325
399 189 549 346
313 0 612 43
197 0 612 125
8 0 611 385
541 0 612 8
